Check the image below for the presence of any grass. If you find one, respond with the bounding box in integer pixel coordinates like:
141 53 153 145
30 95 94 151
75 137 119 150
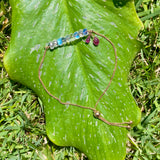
126 0 160 159
0 0 160 159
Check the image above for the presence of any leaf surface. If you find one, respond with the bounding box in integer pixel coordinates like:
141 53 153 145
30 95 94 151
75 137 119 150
4 0 143 159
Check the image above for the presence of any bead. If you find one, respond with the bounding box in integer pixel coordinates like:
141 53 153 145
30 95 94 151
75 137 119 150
65 35 72 43
85 35 90 44
61 37 67 45
48 42 54 49
73 31 80 39
65 35 70 42
49 40 58 49
57 38 63 46
78 29 83 37
79 29 88 38
93 36 99 46
83 29 88 35
94 111 100 118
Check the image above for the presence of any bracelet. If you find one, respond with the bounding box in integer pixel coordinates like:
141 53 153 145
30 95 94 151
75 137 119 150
38 29 132 128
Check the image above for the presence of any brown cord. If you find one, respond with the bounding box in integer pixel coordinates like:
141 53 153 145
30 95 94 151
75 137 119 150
38 30 132 128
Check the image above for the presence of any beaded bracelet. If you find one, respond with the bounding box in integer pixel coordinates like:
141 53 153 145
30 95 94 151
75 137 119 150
48 29 89 49
38 29 132 128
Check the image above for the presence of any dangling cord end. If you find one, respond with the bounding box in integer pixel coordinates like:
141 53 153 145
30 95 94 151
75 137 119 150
93 110 133 129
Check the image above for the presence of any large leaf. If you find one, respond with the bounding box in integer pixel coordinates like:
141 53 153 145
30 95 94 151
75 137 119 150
4 0 143 159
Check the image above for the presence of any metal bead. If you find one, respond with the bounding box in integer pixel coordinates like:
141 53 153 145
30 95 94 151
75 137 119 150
94 111 100 118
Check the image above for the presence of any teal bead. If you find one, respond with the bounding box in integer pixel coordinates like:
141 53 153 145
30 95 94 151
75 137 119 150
57 38 63 46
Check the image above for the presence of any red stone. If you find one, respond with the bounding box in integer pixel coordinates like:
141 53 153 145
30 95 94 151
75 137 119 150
85 36 90 44
93 36 99 46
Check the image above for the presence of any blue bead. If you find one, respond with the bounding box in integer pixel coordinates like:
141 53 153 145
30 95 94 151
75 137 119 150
57 38 63 46
83 29 88 35
73 31 80 39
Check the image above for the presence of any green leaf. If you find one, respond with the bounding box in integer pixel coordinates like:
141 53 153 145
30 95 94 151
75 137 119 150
4 0 143 159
